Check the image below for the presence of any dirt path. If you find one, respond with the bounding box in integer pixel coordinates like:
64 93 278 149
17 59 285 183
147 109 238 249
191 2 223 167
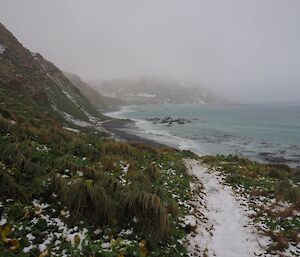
184 159 267 257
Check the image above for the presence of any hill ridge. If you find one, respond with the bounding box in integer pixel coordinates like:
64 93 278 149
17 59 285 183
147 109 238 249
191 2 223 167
0 23 107 130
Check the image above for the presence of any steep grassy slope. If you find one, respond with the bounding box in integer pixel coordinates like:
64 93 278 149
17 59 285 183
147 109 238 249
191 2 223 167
0 23 106 125
0 72 197 256
0 22 198 257
64 72 123 111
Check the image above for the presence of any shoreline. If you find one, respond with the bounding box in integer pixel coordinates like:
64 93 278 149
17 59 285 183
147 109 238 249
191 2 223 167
102 105 182 149
101 118 168 148
102 105 201 153
102 105 300 168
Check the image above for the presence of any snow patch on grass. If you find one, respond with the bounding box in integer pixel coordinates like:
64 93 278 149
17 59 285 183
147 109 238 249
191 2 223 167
63 127 80 133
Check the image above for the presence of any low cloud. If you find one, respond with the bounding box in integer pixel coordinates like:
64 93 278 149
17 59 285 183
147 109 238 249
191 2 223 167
1 0 300 103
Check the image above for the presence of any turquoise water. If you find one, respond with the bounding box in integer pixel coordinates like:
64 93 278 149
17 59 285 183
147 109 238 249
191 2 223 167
108 104 300 167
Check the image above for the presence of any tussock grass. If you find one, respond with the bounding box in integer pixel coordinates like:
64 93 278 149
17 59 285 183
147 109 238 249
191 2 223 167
0 171 27 201
0 106 15 120
54 155 82 173
71 138 100 159
266 164 292 180
0 115 14 134
277 180 300 203
100 139 135 157
129 141 158 153
51 175 118 224
50 171 172 238
121 186 170 238
146 163 160 182
127 160 138 176
168 199 180 219
173 159 188 176
101 156 117 172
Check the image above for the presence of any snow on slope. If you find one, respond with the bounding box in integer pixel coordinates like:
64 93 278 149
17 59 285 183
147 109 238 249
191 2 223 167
0 44 6 54
184 159 269 257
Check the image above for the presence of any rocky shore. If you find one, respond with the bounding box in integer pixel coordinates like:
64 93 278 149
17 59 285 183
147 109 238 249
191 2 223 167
147 116 192 126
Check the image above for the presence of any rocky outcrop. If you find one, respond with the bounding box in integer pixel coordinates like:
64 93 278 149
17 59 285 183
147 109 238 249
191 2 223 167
147 116 192 126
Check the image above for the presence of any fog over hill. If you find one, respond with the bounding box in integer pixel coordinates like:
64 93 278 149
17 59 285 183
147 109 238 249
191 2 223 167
1 1 300 103
64 72 124 110
91 77 231 105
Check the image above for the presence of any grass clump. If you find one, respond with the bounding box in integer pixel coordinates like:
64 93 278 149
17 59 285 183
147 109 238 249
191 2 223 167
52 175 117 224
121 187 170 238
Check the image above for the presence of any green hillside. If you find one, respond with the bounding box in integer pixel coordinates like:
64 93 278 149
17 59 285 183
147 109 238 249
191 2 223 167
64 72 124 111
0 23 106 126
0 23 195 256
0 82 195 256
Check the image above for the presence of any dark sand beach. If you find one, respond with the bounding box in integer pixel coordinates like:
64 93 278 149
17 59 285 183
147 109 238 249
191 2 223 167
102 118 167 148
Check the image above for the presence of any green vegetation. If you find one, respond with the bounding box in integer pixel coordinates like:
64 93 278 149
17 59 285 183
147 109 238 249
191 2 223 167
64 72 123 111
0 86 192 256
1 79 299 256
202 155 300 254
47 87 90 122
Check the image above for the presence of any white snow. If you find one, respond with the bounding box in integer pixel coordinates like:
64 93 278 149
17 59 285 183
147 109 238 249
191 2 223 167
0 217 7 226
94 228 102 235
36 144 50 152
183 215 197 227
62 91 98 124
61 112 91 127
197 99 205 104
63 127 80 133
62 90 81 108
66 228 88 250
31 52 39 59
184 159 267 257
26 233 35 241
38 242 49 252
101 242 110 249
136 93 156 98
0 44 6 54
121 163 129 173
118 228 133 236
23 244 35 253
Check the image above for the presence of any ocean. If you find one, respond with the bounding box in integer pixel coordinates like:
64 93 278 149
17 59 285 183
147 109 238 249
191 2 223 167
106 104 300 168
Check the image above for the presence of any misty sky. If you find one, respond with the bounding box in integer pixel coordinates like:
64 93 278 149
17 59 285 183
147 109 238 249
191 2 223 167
1 0 300 103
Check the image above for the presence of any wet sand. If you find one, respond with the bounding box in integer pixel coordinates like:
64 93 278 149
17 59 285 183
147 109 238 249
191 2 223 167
101 118 167 148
